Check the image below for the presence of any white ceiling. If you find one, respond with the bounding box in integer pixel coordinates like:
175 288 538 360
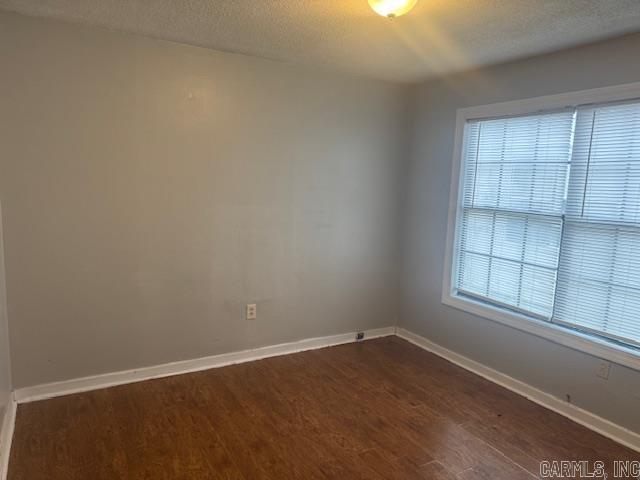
2 0 640 83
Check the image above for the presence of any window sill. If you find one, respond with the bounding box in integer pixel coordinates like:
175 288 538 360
441 292 640 372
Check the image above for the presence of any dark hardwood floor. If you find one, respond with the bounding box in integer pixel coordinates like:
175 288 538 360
8 336 638 479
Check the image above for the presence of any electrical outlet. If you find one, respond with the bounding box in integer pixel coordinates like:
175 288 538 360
596 361 610 380
246 304 257 320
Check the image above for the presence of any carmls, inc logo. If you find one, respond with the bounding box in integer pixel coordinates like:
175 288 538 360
540 460 640 479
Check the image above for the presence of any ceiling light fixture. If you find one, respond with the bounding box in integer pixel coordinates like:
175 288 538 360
368 0 418 18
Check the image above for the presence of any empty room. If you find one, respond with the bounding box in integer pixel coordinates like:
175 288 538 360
1 0 640 478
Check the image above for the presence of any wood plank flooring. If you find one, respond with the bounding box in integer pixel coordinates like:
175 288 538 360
8 336 639 479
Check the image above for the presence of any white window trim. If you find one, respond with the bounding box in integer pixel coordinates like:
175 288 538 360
442 81 640 371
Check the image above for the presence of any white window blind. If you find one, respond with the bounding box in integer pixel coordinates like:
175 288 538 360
555 101 640 347
456 111 575 318
453 100 640 348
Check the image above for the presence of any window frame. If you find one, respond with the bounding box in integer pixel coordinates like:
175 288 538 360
442 82 640 371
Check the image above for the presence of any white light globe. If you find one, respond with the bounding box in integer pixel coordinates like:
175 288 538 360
368 0 418 18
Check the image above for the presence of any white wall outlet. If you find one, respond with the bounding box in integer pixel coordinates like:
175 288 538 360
246 304 257 320
596 361 611 380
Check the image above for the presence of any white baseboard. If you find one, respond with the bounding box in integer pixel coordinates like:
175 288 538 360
0 398 16 480
14 326 396 404
396 327 640 453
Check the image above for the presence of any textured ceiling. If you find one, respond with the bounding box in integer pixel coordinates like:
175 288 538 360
1 0 640 82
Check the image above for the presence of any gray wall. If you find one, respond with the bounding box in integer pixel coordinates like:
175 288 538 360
401 32 640 433
0 205 12 427
0 11 408 388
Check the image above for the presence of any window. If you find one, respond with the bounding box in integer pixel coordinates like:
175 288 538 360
444 85 640 368
556 102 640 346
